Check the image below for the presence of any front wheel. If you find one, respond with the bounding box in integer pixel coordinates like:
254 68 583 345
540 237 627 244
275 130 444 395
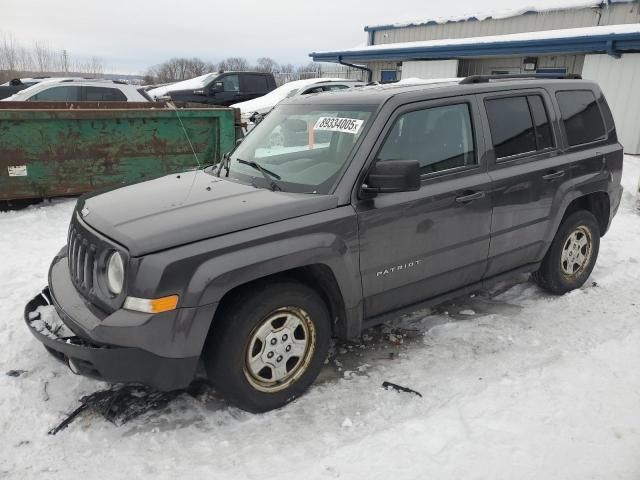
204 281 331 413
532 210 600 294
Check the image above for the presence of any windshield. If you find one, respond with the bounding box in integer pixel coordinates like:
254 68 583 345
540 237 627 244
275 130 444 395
220 104 374 194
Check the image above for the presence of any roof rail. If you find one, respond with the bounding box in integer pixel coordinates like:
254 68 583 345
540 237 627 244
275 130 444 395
460 73 582 84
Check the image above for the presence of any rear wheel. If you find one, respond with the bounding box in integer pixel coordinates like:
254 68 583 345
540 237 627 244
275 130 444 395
204 281 331 413
532 210 600 294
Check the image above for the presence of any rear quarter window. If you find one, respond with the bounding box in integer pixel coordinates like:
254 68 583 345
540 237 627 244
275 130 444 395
556 90 606 146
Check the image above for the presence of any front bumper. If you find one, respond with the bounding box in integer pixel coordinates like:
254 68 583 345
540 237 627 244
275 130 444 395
24 252 216 391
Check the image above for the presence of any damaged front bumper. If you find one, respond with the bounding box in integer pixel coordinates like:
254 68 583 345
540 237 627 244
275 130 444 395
24 252 213 391
25 288 197 391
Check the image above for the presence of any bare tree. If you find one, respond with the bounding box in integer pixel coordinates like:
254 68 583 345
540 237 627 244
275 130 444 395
217 57 250 71
1 33 19 72
33 41 53 72
255 57 279 73
145 57 217 84
278 63 296 74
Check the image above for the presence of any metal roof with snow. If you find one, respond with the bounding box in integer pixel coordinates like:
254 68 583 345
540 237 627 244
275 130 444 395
363 0 636 32
310 23 640 63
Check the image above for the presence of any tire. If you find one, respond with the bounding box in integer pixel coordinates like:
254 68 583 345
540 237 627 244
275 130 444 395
204 280 331 413
532 210 600 294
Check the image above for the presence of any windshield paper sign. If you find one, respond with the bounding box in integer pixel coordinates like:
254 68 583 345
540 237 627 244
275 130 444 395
314 117 364 135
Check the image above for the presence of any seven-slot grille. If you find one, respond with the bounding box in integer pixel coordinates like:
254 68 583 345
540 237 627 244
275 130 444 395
67 223 98 294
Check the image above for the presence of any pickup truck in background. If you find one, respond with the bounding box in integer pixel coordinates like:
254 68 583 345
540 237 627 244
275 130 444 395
147 71 276 106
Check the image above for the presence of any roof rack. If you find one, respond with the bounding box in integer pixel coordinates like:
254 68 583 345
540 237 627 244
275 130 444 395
460 73 582 84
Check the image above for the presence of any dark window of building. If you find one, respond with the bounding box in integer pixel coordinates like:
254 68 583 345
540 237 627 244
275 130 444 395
485 96 536 158
380 70 397 83
556 90 606 146
378 103 476 174
527 95 554 150
84 86 127 101
29 85 81 101
243 74 268 93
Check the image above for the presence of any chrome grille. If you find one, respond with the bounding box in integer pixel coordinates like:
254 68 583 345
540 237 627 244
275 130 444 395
68 224 97 294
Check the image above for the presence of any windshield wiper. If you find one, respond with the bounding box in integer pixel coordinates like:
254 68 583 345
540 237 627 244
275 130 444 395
236 158 283 191
216 152 231 177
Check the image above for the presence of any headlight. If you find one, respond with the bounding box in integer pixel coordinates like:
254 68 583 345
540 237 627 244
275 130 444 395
106 251 125 295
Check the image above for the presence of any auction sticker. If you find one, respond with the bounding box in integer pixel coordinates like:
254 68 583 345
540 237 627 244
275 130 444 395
8 165 28 177
314 117 364 135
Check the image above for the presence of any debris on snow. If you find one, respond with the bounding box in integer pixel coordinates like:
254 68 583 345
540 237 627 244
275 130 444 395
382 381 423 398
48 381 211 435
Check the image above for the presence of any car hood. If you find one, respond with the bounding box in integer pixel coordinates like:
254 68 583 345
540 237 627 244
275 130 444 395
78 170 338 256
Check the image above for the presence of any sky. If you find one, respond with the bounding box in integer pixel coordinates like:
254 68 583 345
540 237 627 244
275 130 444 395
2 0 599 75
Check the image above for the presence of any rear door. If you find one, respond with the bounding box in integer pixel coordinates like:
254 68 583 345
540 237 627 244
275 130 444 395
479 89 571 277
356 96 492 318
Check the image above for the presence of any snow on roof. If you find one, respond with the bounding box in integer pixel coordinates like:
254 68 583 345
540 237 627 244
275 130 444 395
230 78 348 115
147 72 219 98
314 23 640 57
365 0 635 30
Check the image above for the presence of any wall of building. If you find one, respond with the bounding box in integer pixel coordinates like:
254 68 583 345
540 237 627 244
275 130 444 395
582 53 640 154
369 2 640 45
402 60 459 79
458 55 585 76
367 61 402 82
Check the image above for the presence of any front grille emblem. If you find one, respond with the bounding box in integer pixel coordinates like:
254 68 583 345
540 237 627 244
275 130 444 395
81 207 90 217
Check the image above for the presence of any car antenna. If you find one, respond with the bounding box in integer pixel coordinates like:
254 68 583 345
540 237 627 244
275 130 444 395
167 102 202 169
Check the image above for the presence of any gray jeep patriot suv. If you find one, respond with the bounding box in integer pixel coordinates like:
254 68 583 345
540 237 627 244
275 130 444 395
25 74 623 412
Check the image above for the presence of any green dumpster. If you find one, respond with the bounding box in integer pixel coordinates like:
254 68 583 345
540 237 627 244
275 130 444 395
0 101 238 201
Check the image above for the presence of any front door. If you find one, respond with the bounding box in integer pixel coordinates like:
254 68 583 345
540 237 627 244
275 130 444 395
209 74 241 105
356 97 492 318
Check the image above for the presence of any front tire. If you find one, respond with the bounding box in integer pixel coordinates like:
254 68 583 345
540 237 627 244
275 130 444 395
204 281 331 413
533 210 600 294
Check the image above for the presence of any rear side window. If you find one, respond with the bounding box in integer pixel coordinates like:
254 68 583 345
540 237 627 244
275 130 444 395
556 90 605 146
85 86 127 101
243 74 268 93
485 95 554 159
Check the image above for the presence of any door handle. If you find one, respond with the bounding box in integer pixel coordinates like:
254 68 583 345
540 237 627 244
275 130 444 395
455 191 485 203
542 170 565 181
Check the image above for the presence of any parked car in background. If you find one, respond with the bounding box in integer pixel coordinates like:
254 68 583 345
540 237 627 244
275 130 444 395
147 71 276 106
0 77 53 100
2 78 151 102
25 74 623 413
232 78 365 128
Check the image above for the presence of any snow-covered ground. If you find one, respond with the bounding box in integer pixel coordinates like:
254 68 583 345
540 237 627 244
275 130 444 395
1 156 639 479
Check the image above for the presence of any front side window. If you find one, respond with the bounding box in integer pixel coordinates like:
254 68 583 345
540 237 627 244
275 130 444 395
221 75 240 92
377 103 476 174
556 90 605 146
29 85 81 101
219 104 374 194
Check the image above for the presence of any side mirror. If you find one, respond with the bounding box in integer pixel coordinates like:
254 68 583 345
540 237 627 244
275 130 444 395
363 160 421 194
211 81 224 94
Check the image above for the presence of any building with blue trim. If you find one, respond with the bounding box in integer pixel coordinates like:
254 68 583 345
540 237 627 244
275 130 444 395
310 1 640 152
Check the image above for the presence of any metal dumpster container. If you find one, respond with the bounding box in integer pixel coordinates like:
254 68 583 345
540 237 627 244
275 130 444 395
0 101 238 201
